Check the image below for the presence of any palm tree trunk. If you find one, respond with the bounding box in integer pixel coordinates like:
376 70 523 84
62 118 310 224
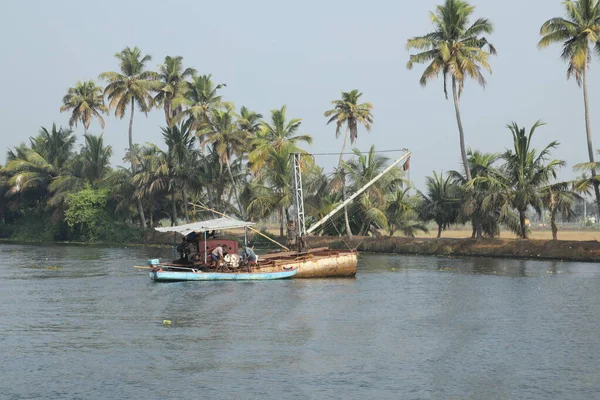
582 62 600 216
225 155 243 218
519 210 528 239
339 128 353 239
452 78 472 182
171 187 178 226
437 224 442 239
182 186 189 222
128 98 147 229
551 209 558 241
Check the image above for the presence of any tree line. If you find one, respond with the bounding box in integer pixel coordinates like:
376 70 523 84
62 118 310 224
1 0 600 243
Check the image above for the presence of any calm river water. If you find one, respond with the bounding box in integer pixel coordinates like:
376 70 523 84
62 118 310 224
1 243 599 399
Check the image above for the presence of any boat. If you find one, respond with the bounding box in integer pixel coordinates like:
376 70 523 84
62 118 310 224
141 151 411 279
149 267 297 282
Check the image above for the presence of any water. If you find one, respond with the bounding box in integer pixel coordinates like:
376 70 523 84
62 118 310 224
1 243 599 400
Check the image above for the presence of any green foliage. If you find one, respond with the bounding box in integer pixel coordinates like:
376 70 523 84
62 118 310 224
64 186 111 241
9 212 67 242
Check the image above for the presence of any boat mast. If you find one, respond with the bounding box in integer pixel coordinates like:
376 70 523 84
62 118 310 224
306 150 411 235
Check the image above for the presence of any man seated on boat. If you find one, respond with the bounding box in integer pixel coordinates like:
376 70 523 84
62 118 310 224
210 244 228 268
241 242 258 269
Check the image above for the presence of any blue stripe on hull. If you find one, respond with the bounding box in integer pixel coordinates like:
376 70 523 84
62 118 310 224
149 269 297 282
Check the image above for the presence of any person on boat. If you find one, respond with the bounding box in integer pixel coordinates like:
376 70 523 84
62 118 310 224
210 244 228 267
242 242 258 267
176 238 190 262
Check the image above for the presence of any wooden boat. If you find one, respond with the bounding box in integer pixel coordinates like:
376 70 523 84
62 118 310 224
149 267 297 282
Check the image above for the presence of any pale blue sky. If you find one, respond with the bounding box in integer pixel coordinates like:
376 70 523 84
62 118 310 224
1 0 597 188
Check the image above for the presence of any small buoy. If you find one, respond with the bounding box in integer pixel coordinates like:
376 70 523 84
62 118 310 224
163 320 172 325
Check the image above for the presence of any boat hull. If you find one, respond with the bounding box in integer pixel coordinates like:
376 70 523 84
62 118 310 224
149 268 297 282
259 250 357 278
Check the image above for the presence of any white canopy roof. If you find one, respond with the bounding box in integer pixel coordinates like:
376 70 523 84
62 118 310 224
155 218 255 236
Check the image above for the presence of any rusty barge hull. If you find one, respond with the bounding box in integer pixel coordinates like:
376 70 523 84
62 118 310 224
257 248 357 278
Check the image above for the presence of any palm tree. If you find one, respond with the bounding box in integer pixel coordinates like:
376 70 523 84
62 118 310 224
3 149 57 199
237 106 263 135
407 0 496 181
60 80 108 134
539 0 600 215
249 106 312 174
246 106 312 235
324 90 374 166
324 90 374 238
172 74 226 131
154 56 196 125
80 134 112 184
386 188 429 237
540 182 580 240
99 46 158 228
418 171 461 238
247 146 297 236
343 146 405 236
450 150 503 238
161 121 197 221
29 124 76 171
473 122 565 239
198 109 247 216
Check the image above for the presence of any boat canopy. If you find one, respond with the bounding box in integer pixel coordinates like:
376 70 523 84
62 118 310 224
155 218 255 236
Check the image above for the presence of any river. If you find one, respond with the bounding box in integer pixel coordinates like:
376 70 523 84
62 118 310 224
1 243 599 399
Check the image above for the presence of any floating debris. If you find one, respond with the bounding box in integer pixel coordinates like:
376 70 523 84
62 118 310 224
163 320 172 325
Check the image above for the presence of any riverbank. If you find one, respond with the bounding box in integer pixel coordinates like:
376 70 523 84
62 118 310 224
4 231 600 263
304 236 600 263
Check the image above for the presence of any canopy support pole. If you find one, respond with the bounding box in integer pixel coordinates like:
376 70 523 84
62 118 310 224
204 231 207 264
173 232 176 260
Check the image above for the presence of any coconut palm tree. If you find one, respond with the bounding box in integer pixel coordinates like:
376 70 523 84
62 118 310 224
249 106 312 174
99 46 158 228
247 146 296 236
450 150 503 238
324 90 374 238
418 171 461 238
154 56 196 125
60 80 108 134
80 134 113 184
29 124 76 171
237 106 263 135
540 182 580 240
386 188 429 237
407 0 496 181
172 74 226 131
160 121 197 221
324 90 374 166
539 0 600 215
198 109 247 216
473 122 565 239
342 146 404 236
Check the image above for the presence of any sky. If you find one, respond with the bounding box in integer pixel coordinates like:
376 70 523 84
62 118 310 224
1 0 598 190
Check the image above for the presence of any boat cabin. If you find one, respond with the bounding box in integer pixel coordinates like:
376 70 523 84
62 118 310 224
155 217 255 266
